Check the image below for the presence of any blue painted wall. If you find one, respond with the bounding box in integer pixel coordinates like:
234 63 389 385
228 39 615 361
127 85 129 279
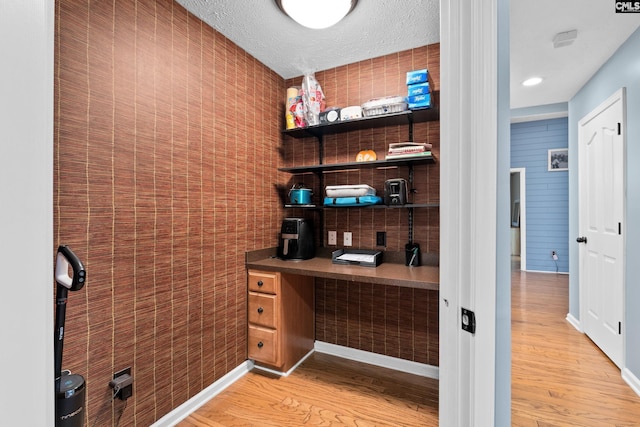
511 118 569 272
569 27 640 383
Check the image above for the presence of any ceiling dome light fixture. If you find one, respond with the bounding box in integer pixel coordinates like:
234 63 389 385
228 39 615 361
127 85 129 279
276 0 358 30
522 77 543 87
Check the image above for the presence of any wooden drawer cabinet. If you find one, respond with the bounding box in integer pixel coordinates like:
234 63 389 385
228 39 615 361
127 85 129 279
248 325 278 363
247 269 314 372
248 292 277 328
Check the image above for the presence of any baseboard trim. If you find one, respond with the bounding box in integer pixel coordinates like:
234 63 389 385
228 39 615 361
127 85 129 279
314 341 439 379
251 348 315 377
565 312 582 332
622 368 640 397
150 360 254 427
524 269 569 275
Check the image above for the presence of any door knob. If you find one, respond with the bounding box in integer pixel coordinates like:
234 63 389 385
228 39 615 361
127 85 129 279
576 236 587 243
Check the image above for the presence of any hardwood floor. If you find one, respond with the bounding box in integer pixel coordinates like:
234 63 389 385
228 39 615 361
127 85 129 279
179 263 640 426
511 265 640 426
178 352 439 426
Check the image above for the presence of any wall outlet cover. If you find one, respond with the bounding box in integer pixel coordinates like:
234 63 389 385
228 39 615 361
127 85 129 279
343 232 352 246
328 230 337 245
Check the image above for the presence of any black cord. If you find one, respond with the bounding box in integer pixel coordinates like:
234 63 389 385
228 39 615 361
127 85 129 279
115 399 128 427
92 386 127 427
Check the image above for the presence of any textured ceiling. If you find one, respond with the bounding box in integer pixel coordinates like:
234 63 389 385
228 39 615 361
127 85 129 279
176 0 439 79
177 0 639 110
510 0 640 109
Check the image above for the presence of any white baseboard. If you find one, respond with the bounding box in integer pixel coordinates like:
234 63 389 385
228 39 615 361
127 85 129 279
566 315 640 398
565 312 582 332
524 269 569 275
314 341 439 379
622 368 640 397
150 360 253 427
251 348 315 377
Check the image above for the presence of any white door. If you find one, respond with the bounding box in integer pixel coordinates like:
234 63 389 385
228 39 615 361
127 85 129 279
578 88 625 368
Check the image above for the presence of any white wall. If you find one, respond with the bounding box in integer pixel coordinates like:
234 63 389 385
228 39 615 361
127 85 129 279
0 0 55 425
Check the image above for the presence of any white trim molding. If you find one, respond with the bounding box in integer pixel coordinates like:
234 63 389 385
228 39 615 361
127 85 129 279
566 312 583 333
440 0 503 425
314 341 439 379
622 368 640 397
150 361 253 427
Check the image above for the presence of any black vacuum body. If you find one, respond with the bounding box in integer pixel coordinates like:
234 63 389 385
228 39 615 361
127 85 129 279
54 245 87 427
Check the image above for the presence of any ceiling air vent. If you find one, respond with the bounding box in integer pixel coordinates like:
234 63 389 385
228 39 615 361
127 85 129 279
553 30 578 48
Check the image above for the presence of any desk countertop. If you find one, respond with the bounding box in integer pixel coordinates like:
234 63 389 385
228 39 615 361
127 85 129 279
246 249 439 291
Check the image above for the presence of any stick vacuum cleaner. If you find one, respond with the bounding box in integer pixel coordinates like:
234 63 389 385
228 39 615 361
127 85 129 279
54 245 87 427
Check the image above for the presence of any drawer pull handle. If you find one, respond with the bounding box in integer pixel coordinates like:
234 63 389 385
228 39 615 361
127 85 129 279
257 307 264 314
257 341 264 348
257 280 264 287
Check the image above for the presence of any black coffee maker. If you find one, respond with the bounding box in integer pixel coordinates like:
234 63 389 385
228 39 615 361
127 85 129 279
277 218 315 260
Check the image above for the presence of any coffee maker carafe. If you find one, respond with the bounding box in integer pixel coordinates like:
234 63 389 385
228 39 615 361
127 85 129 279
277 218 315 260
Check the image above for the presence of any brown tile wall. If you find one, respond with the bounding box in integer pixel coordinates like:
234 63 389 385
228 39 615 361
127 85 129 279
54 1 283 425
284 45 440 366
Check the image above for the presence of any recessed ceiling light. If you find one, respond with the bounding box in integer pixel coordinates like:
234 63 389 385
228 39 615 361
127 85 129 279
276 0 358 30
522 77 543 87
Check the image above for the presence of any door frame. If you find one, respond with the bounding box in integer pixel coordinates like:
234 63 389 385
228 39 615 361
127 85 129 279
0 0 55 424
440 0 508 424
510 168 527 270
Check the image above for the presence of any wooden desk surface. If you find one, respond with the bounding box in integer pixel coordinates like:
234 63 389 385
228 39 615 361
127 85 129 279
246 250 439 291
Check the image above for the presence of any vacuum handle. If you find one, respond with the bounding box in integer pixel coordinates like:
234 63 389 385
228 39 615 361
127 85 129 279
55 245 86 291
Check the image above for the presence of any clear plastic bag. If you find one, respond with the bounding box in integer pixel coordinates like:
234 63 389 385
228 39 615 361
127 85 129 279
300 74 325 126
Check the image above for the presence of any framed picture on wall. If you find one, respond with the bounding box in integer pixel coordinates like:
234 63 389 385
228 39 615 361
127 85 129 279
548 148 568 171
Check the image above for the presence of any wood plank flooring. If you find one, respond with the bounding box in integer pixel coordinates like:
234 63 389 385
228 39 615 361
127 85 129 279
178 352 439 426
179 263 640 426
511 265 640 426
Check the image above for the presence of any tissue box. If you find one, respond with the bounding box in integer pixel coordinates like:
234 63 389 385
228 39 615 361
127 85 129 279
340 106 363 121
406 69 429 85
407 93 431 109
407 82 430 97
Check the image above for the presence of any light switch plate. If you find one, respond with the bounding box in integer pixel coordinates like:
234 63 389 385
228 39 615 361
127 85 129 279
343 232 352 247
328 230 337 245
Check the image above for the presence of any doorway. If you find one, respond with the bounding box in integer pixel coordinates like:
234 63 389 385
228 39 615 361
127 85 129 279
510 168 526 270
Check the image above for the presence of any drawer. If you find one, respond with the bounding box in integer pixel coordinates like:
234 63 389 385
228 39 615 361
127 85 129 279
248 325 278 365
248 270 278 294
248 292 277 328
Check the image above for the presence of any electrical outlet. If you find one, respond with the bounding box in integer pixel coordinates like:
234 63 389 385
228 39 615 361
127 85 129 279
111 366 133 401
328 230 337 245
343 232 352 247
551 250 558 260
376 231 386 247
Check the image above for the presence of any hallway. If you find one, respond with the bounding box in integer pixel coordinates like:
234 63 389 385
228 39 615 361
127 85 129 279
511 265 640 425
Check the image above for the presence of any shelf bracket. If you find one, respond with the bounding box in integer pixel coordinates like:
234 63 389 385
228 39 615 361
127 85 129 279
408 113 414 142
408 164 414 243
